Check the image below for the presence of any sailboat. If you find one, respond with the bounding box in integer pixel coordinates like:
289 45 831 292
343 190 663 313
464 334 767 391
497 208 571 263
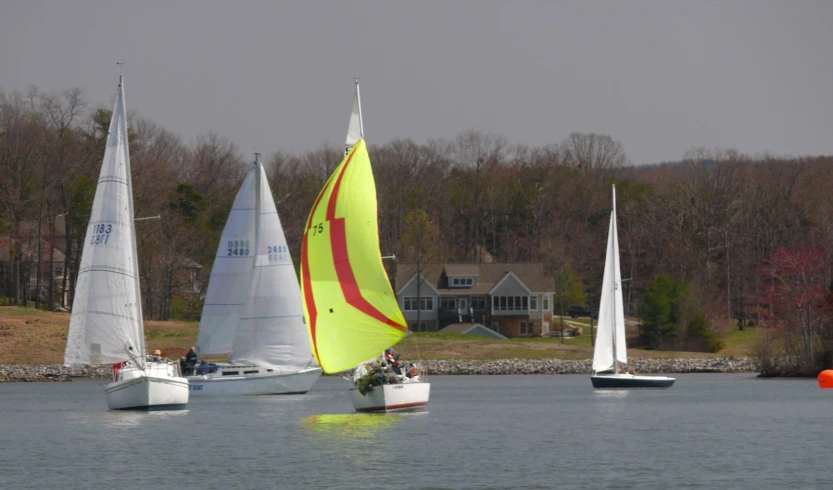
300 79 430 412
591 184 675 389
64 76 189 410
188 154 322 395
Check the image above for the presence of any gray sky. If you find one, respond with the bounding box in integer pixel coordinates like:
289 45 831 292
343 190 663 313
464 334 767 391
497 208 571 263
2 0 831 164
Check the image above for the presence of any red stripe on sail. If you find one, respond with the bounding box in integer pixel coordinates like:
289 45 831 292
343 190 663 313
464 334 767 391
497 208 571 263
329 217 407 332
301 234 320 362
306 179 330 231
326 149 355 221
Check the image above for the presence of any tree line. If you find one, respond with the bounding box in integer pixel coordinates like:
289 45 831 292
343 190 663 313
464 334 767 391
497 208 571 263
2 85 832 375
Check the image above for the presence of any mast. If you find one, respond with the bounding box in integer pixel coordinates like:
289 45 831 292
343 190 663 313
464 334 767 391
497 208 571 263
345 78 364 156
254 153 262 255
355 78 364 138
121 75 146 366
611 184 618 374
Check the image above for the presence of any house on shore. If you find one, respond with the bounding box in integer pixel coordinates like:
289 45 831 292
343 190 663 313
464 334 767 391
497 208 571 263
395 263 555 338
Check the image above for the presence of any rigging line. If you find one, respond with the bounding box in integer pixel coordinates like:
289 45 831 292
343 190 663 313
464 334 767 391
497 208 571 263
410 331 425 380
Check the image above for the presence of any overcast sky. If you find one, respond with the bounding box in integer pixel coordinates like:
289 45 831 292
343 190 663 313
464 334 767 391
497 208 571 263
2 0 831 164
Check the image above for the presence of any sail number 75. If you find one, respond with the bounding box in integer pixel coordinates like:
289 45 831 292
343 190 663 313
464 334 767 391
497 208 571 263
311 223 324 236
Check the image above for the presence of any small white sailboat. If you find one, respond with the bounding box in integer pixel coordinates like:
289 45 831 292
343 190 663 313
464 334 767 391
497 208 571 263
301 79 430 412
189 154 321 395
64 76 189 410
591 185 675 389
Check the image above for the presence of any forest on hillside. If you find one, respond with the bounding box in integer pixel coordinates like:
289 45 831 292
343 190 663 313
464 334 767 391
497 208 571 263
2 86 832 375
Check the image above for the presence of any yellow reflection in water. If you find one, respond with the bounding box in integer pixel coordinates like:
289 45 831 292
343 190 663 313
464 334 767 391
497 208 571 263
300 413 403 441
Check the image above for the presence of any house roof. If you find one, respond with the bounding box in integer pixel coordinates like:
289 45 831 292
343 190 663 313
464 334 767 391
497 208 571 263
395 262 553 295
0 237 66 263
444 264 480 277
440 322 507 339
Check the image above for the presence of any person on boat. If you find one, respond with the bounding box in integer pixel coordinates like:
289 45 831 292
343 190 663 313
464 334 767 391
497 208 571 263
112 361 123 381
384 348 401 374
150 349 163 361
186 346 198 365
406 363 418 379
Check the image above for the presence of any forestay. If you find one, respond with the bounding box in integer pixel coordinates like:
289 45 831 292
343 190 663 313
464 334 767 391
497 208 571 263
64 77 145 367
196 169 257 356
592 185 628 373
301 139 408 373
229 159 315 370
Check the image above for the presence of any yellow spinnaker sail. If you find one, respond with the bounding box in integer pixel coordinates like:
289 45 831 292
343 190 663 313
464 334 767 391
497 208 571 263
301 139 407 373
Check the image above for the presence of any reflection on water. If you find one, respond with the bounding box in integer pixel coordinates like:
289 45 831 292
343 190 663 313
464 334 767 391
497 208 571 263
593 389 630 399
300 413 403 440
67 408 191 431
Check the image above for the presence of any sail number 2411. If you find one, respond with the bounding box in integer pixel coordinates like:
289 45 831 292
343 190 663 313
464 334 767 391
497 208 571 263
90 224 112 245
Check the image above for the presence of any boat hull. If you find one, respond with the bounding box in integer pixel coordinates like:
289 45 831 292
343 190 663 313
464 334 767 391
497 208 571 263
187 366 322 396
349 382 430 413
105 371 189 410
591 373 675 389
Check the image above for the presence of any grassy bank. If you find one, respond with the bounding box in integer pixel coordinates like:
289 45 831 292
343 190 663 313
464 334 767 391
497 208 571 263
0 306 198 364
0 306 758 364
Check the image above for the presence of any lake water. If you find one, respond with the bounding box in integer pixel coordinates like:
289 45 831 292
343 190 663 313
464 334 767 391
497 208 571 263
0 374 830 489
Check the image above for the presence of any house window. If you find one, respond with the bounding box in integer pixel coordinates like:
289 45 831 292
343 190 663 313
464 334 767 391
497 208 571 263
471 296 486 310
404 297 433 311
493 295 530 311
439 297 456 310
543 295 550 310
529 296 538 310
410 322 428 332
450 277 474 288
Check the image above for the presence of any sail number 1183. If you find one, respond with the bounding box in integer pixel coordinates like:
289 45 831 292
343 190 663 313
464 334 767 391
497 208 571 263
91 224 113 245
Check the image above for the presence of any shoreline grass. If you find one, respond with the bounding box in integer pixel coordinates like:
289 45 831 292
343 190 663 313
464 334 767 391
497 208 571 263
0 306 757 364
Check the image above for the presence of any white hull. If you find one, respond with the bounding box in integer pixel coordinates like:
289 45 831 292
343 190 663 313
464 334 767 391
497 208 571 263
104 362 189 410
349 381 430 413
187 366 322 396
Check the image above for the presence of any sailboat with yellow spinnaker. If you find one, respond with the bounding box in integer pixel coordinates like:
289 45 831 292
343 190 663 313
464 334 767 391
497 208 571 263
301 80 430 411
301 139 406 373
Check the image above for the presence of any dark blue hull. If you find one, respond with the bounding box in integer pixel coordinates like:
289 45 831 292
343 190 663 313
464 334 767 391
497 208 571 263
591 374 675 389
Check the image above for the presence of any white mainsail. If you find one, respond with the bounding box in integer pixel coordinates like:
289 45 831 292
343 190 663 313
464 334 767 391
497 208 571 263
64 76 145 367
344 78 364 156
229 156 315 370
196 169 257 355
592 185 627 374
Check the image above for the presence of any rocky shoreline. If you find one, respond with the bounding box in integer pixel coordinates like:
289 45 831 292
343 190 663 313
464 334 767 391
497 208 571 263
419 357 759 375
0 357 758 382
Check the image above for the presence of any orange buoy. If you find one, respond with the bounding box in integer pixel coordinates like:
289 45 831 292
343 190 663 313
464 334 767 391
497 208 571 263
818 370 833 389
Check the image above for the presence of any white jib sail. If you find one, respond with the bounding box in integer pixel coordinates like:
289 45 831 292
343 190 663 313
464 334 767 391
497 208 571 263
196 168 257 356
344 78 363 156
592 185 627 373
65 76 145 367
229 158 315 371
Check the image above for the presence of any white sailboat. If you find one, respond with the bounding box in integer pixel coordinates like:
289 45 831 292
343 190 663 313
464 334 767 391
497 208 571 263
300 79 430 413
591 184 675 389
64 76 189 410
188 154 322 395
